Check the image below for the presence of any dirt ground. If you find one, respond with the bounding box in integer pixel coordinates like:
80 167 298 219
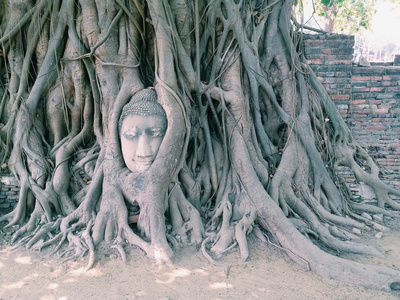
1 219 400 300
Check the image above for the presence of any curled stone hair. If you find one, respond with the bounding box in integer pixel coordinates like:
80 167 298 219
119 88 167 132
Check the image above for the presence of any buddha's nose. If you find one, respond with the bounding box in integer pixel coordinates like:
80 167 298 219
136 134 152 158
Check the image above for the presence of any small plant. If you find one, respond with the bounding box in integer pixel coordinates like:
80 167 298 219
35 218 42 228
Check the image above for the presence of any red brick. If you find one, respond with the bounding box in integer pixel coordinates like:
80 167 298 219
351 76 383 81
352 76 371 81
336 104 348 111
325 60 352 65
376 94 395 99
322 78 348 83
308 59 322 65
365 126 387 130
324 55 337 59
370 100 381 104
386 87 400 92
335 72 351 77
382 81 393 86
350 100 365 104
370 87 384 92
354 109 372 113
331 95 350 100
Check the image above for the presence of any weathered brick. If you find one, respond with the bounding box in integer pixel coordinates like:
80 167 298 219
352 87 370 92
370 87 384 92
303 39 354 47
335 72 352 77
375 108 389 113
325 60 353 65
306 54 353 61
385 68 400 75
315 71 336 77
385 87 400 92
352 92 371 99
331 95 350 100
376 94 395 99
328 84 351 89
336 104 348 111
352 67 385 75
0 203 10 208
322 47 354 55
381 81 395 87
350 100 366 104
370 100 382 105
307 59 322 65
304 47 324 55
351 76 383 81
365 125 387 130
322 78 348 84
313 65 352 73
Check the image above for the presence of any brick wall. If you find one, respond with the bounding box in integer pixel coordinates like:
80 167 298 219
304 33 400 199
0 176 19 213
349 66 400 174
304 34 354 116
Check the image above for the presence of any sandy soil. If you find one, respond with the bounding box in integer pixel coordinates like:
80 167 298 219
1 221 400 300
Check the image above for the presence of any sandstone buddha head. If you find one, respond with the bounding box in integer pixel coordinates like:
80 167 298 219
119 89 167 173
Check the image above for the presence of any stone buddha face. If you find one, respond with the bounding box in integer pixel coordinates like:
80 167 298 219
119 89 167 173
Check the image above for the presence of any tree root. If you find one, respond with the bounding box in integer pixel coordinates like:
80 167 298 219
201 236 229 267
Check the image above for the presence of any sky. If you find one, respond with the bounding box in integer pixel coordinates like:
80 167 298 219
369 1 400 47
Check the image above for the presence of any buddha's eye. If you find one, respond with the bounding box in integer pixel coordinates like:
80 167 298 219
148 128 165 138
124 130 138 140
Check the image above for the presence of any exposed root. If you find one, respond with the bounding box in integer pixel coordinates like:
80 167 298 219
201 236 228 267
111 239 127 264
82 220 95 271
